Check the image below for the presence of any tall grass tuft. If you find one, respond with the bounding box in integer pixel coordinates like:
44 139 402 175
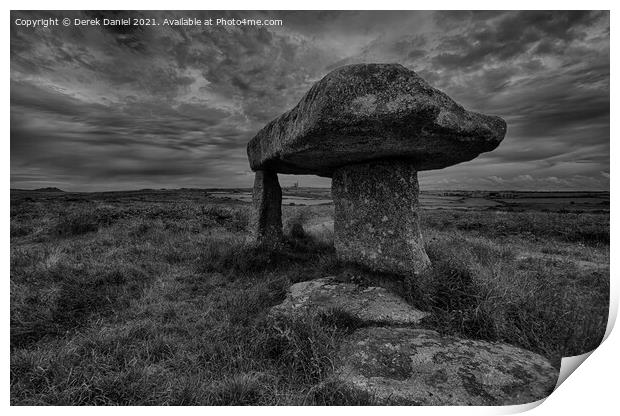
406 231 609 361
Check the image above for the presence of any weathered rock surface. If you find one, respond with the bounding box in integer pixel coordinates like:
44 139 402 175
332 160 430 275
335 327 559 406
269 277 428 325
247 63 506 176
248 170 282 245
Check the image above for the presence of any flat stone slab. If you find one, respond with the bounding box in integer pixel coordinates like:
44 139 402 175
270 277 428 325
247 63 506 176
335 327 559 406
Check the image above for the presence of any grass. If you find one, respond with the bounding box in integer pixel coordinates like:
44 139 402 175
402 231 608 361
10 192 609 405
421 209 609 246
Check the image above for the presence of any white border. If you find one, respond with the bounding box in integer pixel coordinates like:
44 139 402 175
2 1 618 10
4 1 616 414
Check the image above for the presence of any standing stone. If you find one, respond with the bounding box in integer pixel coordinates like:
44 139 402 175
332 160 430 275
249 170 282 245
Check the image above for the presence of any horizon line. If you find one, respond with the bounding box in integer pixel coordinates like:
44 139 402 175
10 187 611 193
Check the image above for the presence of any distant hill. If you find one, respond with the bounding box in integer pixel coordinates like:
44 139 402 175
32 187 65 192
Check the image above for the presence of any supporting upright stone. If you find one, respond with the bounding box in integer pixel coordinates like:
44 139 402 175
249 170 283 245
332 160 430 275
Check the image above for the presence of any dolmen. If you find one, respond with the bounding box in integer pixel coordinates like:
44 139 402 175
247 63 506 275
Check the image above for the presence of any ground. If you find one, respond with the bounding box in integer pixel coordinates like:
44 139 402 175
10 188 609 405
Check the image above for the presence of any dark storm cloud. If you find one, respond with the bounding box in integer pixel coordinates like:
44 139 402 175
431 11 604 69
10 10 609 191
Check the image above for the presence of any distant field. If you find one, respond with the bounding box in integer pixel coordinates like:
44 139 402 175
11 187 610 212
10 188 609 405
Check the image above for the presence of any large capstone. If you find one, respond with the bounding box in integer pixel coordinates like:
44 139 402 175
332 160 430 275
248 170 282 245
247 63 506 177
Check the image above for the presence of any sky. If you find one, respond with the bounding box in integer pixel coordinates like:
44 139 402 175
10 10 610 191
